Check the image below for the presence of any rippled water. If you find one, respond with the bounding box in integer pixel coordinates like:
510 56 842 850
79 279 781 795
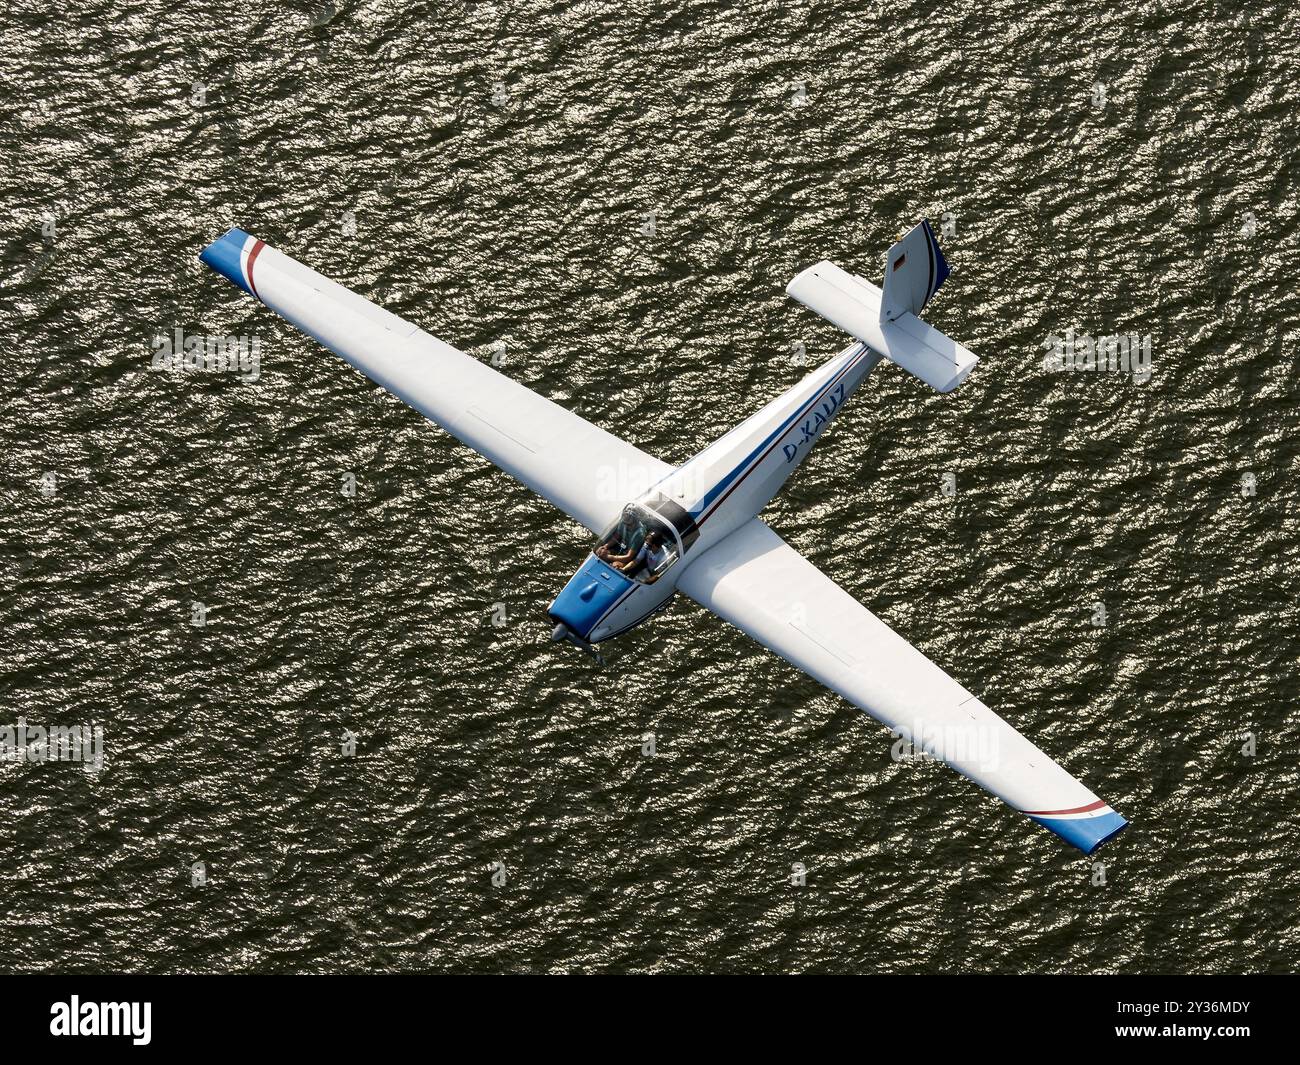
1 0 1297 973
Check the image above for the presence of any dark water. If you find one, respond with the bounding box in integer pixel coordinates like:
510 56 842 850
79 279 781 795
1 0 1297 973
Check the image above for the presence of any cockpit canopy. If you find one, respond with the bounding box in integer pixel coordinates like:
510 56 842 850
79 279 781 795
593 504 682 584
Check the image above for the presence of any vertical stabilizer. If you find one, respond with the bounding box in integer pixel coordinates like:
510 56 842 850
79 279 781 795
880 219 950 322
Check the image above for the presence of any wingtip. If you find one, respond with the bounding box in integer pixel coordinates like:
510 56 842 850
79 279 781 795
198 227 260 297
1028 806 1129 855
1083 813 1129 854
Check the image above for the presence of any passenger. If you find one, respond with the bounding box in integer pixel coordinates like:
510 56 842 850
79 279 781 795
631 530 673 582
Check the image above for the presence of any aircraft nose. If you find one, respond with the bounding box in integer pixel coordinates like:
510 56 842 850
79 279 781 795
549 556 633 642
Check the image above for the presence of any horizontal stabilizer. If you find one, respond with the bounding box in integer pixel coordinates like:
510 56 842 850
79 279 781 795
786 261 978 392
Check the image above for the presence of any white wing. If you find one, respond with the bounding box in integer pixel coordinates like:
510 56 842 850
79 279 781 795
199 229 670 532
676 518 1127 853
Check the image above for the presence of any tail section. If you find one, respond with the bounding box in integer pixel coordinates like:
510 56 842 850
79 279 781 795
881 219 950 321
786 219 977 393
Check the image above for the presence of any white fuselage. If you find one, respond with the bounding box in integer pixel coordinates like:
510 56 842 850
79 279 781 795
661 342 881 552
569 343 883 641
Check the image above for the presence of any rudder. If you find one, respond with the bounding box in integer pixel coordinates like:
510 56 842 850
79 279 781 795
880 219 950 322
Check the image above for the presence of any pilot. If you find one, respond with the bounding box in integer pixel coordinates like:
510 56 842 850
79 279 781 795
596 512 645 569
600 543 638 570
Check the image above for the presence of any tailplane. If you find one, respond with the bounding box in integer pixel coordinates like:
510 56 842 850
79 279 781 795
786 219 977 393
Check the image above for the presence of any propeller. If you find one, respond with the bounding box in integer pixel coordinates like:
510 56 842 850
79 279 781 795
550 622 606 666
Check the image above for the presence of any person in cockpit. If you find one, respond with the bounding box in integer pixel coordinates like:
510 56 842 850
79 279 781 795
595 510 645 569
599 543 638 571
630 530 673 582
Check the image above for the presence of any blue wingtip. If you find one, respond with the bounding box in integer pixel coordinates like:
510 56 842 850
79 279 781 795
1031 809 1129 855
198 227 255 295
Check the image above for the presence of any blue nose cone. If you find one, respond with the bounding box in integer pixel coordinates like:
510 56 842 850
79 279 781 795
549 557 633 641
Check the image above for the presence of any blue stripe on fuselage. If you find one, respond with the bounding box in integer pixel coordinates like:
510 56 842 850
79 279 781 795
689 344 869 524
